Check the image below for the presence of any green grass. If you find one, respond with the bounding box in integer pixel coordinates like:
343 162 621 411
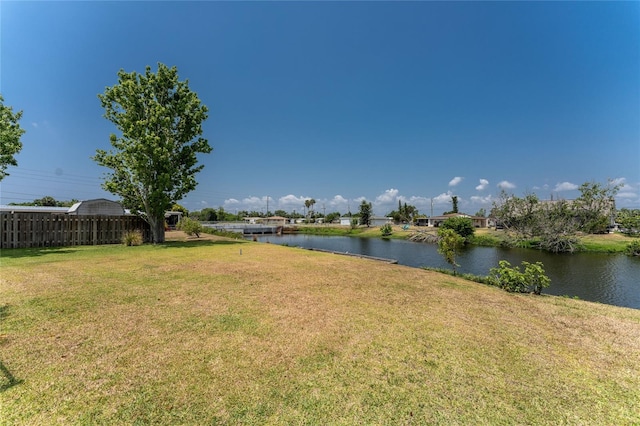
2 235 640 424
579 233 639 253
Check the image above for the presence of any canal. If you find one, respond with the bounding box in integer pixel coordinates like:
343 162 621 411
255 234 640 310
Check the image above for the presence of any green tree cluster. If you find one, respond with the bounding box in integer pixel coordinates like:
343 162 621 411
617 209 640 235
9 196 78 207
491 180 620 252
388 200 418 224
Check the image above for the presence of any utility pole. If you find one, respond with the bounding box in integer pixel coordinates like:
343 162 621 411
266 196 269 217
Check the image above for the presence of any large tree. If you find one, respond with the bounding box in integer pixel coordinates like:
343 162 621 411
94 63 211 243
0 94 26 181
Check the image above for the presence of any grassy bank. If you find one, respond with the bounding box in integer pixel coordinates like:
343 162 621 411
2 232 639 424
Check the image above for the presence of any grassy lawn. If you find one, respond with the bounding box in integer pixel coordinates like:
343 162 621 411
1 231 639 424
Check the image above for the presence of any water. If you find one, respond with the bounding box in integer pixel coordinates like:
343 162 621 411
256 234 640 310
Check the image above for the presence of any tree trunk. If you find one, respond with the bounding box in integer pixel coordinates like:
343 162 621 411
148 214 166 244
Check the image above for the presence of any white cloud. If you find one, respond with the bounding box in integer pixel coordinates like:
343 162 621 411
617 191 638 199
449 176 463 187
432 191 454 204
470 195 493 205
328 195 349 207
223 198 239 205
407 195 430 206
554 181 579 192
497 181 516 190
375 188 399 204
278 194 306 207
475 179 489 191
31 122 39 128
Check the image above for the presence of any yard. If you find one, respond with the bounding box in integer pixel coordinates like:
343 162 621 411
1 232 639 424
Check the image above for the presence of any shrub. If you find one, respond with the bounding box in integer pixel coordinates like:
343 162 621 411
440 217 475 241
122 230 143 246
489 260 550 295
626 239 640 257
380 223 393 237
177 217 203 237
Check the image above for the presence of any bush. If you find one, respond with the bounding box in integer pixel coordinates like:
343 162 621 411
380 223 393 237
626 239 640 257
489 260 550 295
177 217 203 237
122 230 144 246
440 217 475 241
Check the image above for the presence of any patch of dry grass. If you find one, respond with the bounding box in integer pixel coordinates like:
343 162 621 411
1 234 639 424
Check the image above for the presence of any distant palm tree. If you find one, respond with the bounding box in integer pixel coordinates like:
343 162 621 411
304 199 316 222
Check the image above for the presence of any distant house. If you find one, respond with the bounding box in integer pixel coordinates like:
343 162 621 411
415 217 429 226
68 198 125 216
339 217 351 226
263 216 287 226
370 217 393 227
164 211 183 229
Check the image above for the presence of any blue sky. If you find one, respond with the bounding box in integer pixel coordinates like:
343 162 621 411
1 1 639 216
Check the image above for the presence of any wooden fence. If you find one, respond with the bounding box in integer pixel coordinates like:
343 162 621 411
0 213 151 249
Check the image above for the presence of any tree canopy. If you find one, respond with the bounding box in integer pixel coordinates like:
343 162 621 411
93 63 211 243
0 94 26 181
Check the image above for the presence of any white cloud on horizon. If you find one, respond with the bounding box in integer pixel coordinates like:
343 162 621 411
449 176 463 187
475 179 489 191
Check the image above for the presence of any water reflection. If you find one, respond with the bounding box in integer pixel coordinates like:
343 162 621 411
257 234 640 309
